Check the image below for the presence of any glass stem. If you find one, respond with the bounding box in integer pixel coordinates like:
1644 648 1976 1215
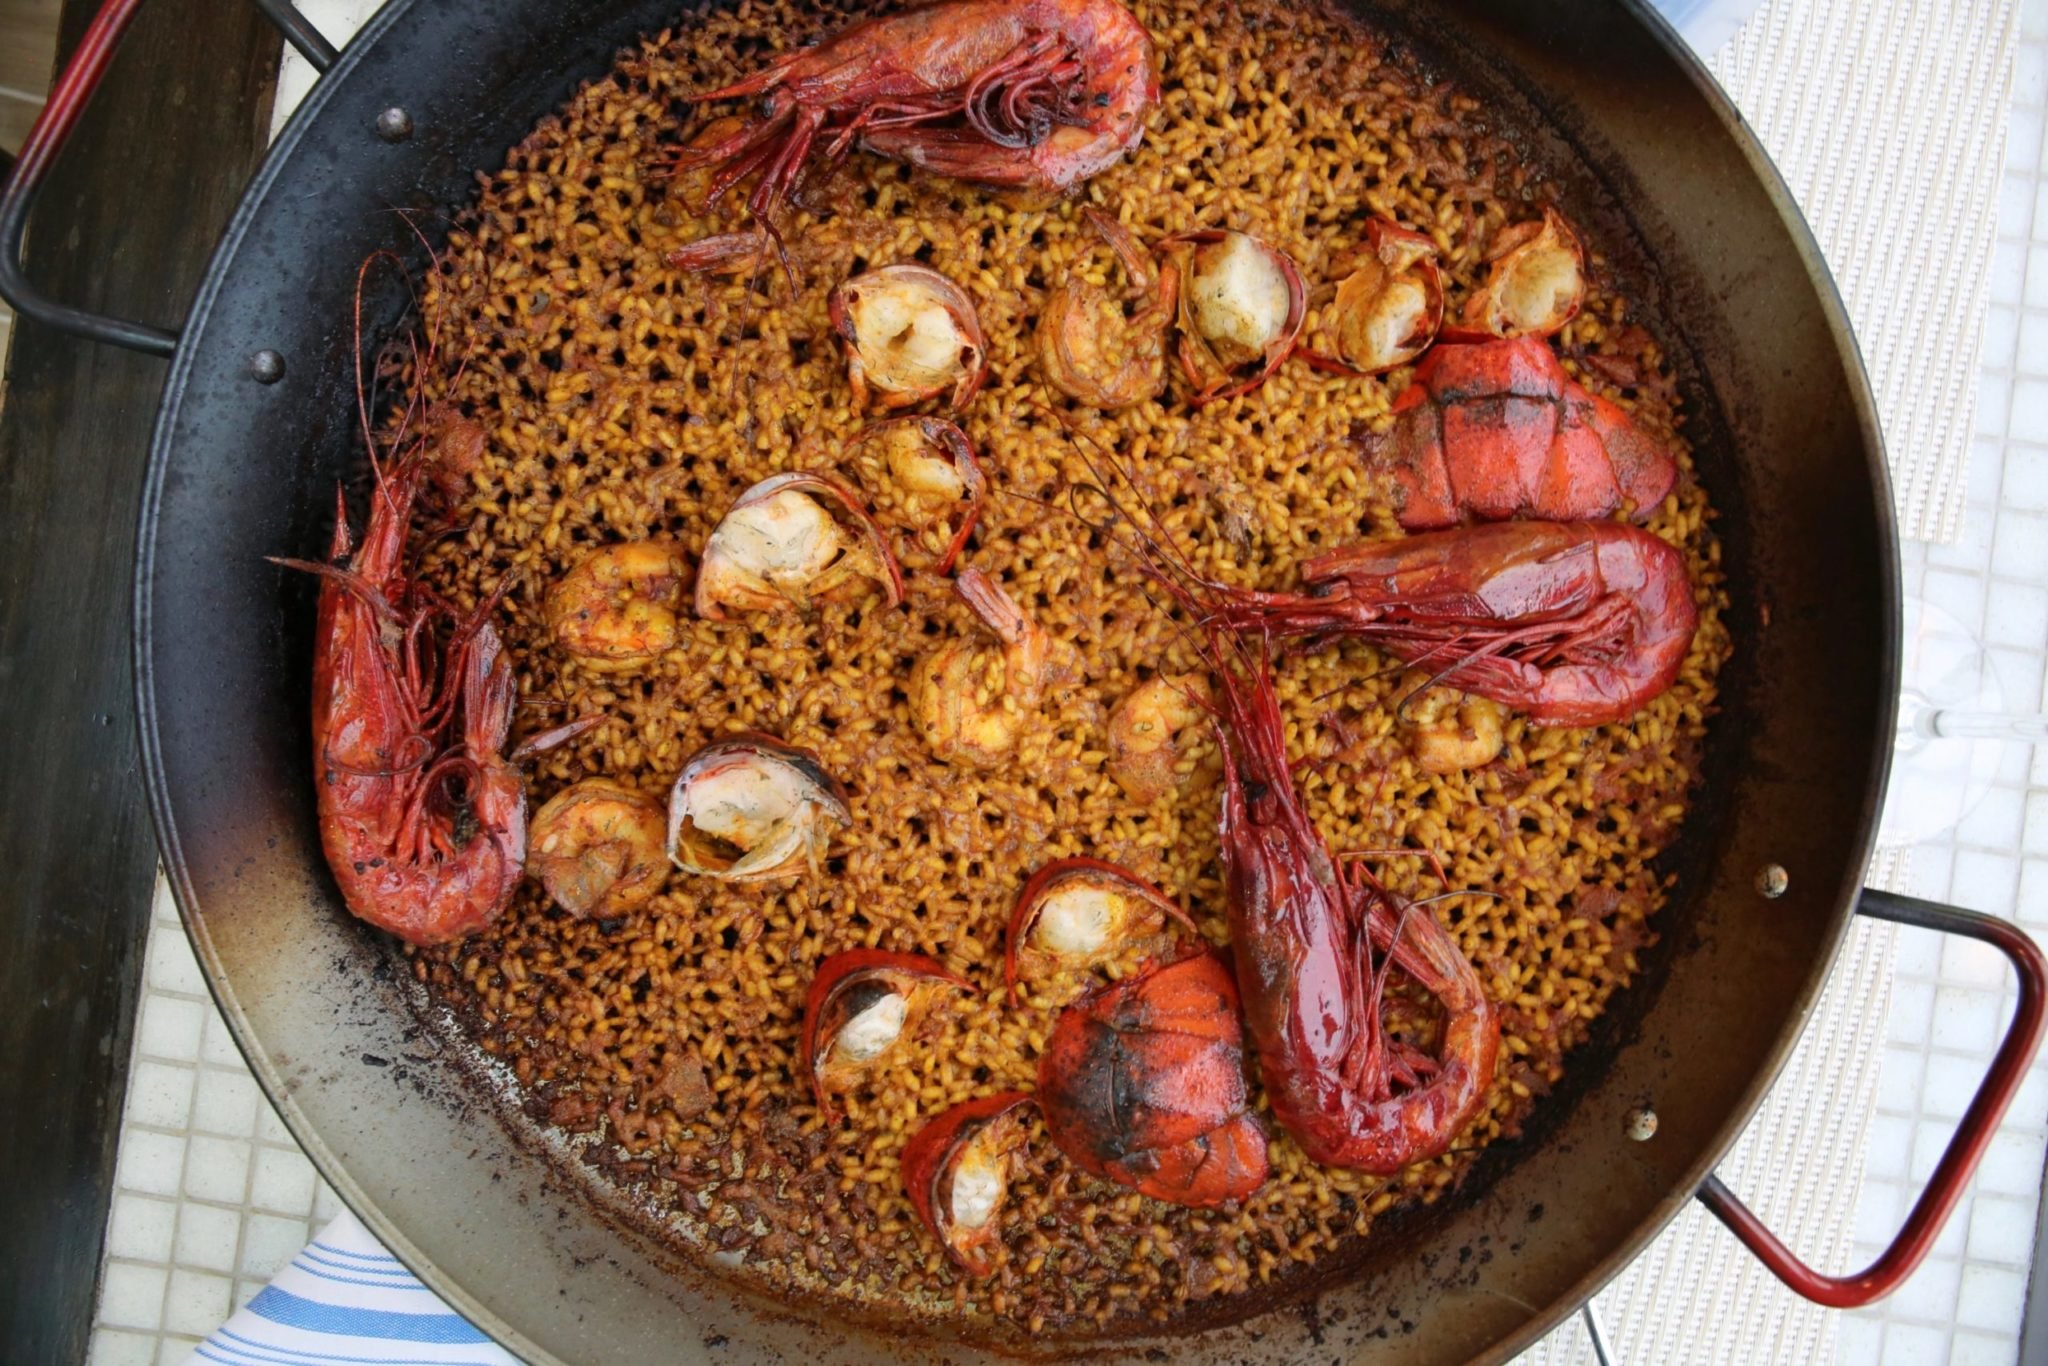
1916 707 2048 743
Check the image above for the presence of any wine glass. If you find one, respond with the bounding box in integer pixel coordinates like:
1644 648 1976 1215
1879 597 2046 847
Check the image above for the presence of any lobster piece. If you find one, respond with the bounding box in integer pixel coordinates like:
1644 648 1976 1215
1206 636 1501 1175
666 734 851 881
901 1090 1035 1276
1035 951 1270 1207
1211 520 1699 727
1447 207 1585 342
675 0 1157 221
695 472 905 621
1004 856 1198 1003
1302 217 1445 376
278 464 527 947
1166 229 1307 404
801 949 972 1121
1363 336 1677 530
828 265 987 412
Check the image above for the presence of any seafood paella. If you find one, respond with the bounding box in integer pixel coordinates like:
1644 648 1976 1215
287 0 1731 1339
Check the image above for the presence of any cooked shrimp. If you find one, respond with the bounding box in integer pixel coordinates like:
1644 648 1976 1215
1399 681 1505 775
850 417 987 575
527 779 668 918
1106 673 1215 803
911 568 1060 767
1036 209 1178 409
544 540 690 673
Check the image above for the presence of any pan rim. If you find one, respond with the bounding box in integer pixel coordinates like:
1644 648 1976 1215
130 0 1903 1359
130 0 561 1360
1465 0 1901 1356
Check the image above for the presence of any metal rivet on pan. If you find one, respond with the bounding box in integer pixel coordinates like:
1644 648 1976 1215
1756 863 1789 899
1624 1107 1658 1142
376 107 414 142
249 349 286 384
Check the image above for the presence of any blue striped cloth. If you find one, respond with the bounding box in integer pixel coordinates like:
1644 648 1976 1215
184 1211 515 1366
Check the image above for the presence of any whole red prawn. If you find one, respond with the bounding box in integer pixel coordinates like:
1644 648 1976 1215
274 260 532 947
675 0 1157 218
1206 632 1501 1174
1211 520 1699 727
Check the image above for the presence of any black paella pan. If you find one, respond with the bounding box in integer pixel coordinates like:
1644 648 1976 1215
4 0 2043 1360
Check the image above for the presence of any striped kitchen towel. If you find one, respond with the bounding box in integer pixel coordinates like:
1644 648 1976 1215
185 1211 513 1366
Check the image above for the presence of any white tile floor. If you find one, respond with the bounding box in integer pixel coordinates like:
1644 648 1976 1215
88 883 345 1366
1827 9 2048 1361
84 3 2048 1365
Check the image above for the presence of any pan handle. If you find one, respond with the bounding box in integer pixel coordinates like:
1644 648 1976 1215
1696 888 2047 1308
0 0 336 356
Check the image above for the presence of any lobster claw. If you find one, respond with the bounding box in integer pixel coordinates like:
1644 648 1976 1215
800 949 972 1121
1446 207 1585 342
1036 951 1269 1207
901 1090 1035 1277
1004 856 1198 1004
1165 229 1307 405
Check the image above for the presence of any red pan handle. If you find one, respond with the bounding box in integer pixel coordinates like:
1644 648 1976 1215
1697 888 2048 1308
0 0 336 356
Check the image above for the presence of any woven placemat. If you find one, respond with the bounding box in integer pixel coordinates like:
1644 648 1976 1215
1708 0 2017 544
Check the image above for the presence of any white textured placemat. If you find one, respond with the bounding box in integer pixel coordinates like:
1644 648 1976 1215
1708 0 2018 543
1516 915 1901 1366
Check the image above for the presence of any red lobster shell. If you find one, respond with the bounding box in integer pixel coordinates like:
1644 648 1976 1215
1364 336 1678 530
800 949 971 1121
1036 951 1268 1207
